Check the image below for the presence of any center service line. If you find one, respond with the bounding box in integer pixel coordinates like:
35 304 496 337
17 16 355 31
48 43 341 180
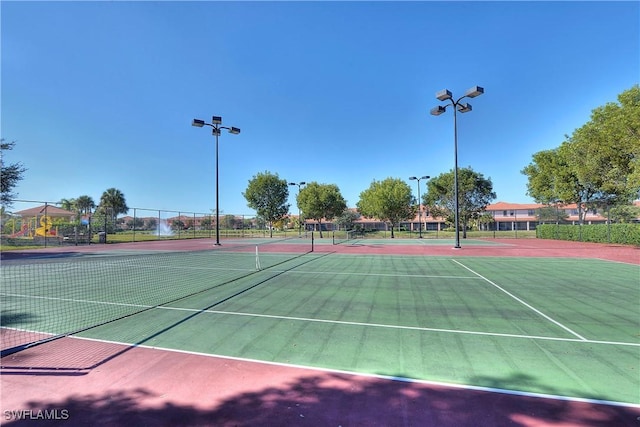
451 259 588 341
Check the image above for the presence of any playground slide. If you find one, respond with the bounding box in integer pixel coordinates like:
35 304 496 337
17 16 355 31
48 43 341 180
35 227 56 237
9 216 58 238
9 225 29 238
35 215 56 237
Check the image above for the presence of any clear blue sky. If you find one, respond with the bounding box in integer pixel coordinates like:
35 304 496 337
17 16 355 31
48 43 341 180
2 1 638 216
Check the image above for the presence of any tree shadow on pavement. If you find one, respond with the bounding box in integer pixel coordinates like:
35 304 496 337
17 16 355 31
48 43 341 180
6 371 639 427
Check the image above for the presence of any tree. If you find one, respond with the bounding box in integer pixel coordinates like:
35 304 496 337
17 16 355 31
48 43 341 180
476 212 495 231
521 149 567 205
243 171 290 238
57 195 95 226
297 182 347 238
0 139 27 207
75 195 96 215
572 85 639 201
536 206 569 224
522 86 640 223
288 215 303 232
59 198 76 212
607 204 640 224
200 217 212 230
222 214 238 230
272 218 286 231
521 145 593 224
424 167 496 238
146 218 158 231
126 217 145 229
357 178 415 239
254 216 267 230
335 209 360 231
98 188 129 232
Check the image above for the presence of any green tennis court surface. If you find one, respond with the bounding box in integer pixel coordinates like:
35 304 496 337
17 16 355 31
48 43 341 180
2 247 639 405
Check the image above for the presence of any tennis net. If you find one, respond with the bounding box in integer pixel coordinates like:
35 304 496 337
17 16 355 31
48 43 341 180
333 229 361 245
0 236 313 356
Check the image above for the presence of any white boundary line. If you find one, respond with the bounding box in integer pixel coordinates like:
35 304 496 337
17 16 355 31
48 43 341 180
280 270 478 280
67 334 640 409
595 257 640 267
451 259 588 341
3 293 638 347
156 306 639 347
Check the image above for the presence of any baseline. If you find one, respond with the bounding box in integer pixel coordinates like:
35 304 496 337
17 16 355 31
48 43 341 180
75 335 640 409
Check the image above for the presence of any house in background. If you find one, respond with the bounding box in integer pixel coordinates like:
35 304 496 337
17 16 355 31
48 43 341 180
482 201 635 232
304 201 639 234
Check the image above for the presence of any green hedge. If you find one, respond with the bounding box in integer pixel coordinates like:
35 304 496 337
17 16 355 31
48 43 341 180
536 223 640 245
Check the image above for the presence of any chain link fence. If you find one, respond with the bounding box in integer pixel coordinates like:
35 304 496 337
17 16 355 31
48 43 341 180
0 199 266 247
10 199 622 247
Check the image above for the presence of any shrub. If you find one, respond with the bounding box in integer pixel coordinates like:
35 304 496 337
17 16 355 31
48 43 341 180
536 224 640 245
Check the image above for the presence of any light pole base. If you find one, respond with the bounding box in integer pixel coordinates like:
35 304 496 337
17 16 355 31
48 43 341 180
214 243 222 246
453 245 462 249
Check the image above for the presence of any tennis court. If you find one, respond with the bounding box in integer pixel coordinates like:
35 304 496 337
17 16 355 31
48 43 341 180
1 236 639 425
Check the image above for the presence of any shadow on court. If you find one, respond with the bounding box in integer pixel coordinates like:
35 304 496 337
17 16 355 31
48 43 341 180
3 369 639 426
1 310 41 328
0 251 89 261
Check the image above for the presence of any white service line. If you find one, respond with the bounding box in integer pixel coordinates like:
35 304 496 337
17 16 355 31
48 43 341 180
157 305 640 347
280 269 478 280
451 259 588 341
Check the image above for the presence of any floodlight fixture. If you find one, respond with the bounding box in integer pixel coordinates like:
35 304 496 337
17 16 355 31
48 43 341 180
430 106 446 116
464 86 484 98
192 119 205 127
436 89 452 101
211 116 222 125
409 176 417 180
229 127 241 135
457 103 472 113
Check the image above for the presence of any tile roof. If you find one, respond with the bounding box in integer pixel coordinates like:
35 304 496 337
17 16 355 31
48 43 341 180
14 205 76 217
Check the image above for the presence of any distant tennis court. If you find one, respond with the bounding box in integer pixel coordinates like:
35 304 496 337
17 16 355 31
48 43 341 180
1 236 639 425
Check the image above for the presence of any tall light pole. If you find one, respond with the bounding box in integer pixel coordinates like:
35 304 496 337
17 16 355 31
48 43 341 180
409 175 430 238
288 181 306 236
192 116 241 246
430 86 484 249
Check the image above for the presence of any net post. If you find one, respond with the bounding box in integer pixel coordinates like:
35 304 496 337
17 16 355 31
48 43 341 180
311 231 314 252
255 245 261 270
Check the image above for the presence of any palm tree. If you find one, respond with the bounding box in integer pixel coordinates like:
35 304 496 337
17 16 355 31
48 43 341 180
75 195 96 215
98 188 128 224
58 198 76 212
